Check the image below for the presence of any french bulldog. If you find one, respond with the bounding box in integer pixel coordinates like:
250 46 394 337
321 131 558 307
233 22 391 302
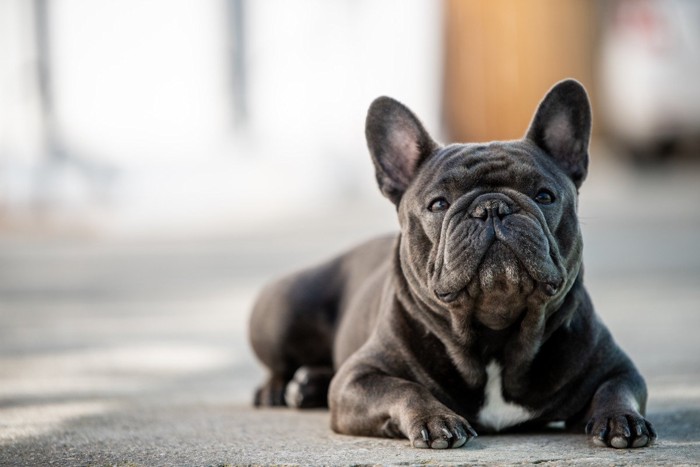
249 79 656 449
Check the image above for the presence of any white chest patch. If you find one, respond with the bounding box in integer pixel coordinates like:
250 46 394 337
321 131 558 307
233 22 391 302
477 361 535 432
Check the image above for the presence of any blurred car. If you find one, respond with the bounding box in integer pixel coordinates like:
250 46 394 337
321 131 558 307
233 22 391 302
599 0 700 162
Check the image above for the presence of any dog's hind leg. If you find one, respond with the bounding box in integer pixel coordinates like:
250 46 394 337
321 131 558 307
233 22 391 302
253 373 289 407
249 259 342 407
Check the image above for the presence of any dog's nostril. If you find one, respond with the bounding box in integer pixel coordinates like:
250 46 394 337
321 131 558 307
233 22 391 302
469 198 513 220
496 203 512 218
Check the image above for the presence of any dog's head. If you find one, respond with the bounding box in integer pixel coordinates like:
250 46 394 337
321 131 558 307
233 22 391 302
366 80 591 331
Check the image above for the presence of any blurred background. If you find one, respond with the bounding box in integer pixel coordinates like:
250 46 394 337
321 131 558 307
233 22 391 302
1 0 699 451
2 0 698 236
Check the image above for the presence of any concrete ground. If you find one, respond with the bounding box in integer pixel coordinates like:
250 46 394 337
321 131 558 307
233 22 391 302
1 157 700 466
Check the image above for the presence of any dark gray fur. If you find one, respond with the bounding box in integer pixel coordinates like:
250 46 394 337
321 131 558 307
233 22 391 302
249 80 656 449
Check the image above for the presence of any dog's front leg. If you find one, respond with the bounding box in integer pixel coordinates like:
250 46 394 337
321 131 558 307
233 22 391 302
329 359 477 449
582 369 657 449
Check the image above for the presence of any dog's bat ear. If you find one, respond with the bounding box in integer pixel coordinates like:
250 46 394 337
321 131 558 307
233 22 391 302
525 79 591 188
366 97 438 206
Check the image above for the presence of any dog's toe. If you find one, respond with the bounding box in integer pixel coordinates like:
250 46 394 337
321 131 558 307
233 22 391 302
586 412 655 449
408 413 476 449
284 366 334 408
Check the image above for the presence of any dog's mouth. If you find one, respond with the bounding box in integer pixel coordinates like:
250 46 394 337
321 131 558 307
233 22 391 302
433 241 563 305
434 241 564 330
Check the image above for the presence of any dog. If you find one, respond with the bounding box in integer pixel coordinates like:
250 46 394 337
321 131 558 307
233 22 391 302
249 79 656 449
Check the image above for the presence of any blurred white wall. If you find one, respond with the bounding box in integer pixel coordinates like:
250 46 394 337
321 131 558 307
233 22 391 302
0 0 442 236
52 0 231 164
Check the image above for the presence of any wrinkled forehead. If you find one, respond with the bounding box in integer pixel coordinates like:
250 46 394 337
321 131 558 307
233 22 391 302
414 141 566 192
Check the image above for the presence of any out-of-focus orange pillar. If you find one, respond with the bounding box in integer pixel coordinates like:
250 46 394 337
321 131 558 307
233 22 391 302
443 0 596 143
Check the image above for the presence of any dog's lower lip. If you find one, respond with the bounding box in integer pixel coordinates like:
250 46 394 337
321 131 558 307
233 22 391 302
541 280 562 296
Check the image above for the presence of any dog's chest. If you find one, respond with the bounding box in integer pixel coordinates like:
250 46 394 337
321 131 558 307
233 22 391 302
476 361 535 431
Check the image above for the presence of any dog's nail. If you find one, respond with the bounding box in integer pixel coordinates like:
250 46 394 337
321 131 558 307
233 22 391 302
441 427 453 439
597 426 608 442
421 428 430 442
455 425 467 440
645 421 657 440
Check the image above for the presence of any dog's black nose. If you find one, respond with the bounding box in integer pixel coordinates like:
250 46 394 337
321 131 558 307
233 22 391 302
469 194 514 220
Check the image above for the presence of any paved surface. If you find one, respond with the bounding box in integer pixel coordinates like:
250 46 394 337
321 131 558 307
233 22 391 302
1 157 700 465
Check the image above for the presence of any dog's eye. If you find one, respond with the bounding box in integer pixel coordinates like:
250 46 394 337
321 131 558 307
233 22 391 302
534 189 555 205
428 198 450 212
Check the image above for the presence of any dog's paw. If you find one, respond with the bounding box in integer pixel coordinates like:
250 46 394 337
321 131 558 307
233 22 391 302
284 366 334 408
585 412 657 448
408 413 477 449
254 377 288 407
